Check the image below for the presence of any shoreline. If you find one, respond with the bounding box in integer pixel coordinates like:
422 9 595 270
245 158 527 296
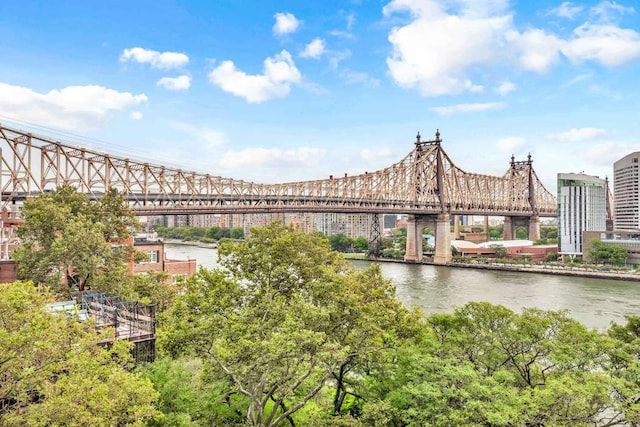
366 257 640 282
163 239 640 283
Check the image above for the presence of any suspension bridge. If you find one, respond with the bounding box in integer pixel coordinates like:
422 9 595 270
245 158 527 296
0 124 557 264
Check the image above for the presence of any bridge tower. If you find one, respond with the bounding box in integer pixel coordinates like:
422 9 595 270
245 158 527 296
404 130 452 265
503 154 541 241
368 213 382 258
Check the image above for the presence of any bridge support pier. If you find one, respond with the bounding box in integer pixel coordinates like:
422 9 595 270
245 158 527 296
433 214 452 265
404 215 422 263
484 216 489 237
503 216 540 241
405 214 451 265
503 216 513 240
528 215 540 241
453 215 461 239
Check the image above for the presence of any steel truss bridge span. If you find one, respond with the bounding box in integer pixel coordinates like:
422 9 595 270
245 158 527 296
0 125 556 217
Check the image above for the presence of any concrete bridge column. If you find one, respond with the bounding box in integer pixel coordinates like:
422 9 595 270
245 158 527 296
404 215 421 263
503 216 514 240
528 215 540 241
433 213 452 265
453 215 461 239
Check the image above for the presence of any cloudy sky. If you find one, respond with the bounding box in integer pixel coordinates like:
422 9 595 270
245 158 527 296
1 0 639 191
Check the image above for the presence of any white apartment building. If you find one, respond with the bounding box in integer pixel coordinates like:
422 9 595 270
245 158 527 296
557 173 607 255
614 152 640 231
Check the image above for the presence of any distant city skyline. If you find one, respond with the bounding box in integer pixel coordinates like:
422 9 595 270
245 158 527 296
0 0 639 192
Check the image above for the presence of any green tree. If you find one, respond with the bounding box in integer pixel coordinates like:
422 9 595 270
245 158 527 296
540 226 558 240
230 227 245 239
353 236 369 252
13 186 140 297
0 281 158 426
588 240 628 265
488 225 503 240
329 233 354 252
142 357 247 426
515 226 528 239
359 302 640 426
160 223 413 426
489 244 507 258
423 302 637 425
206 226 221 240
132 271 179 314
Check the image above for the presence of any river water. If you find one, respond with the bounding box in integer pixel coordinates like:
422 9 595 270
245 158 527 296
165 244 640 331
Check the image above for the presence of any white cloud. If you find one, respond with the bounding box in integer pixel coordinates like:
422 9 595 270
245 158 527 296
547 127 608 142
327 49 352 69
0 82 147 130
383 0 513 96
380 0 640 98
300 81 330 95
171 122 227 148
589 84 623 100
585 141 639 167
208 50 301 103
561 24 640 67
496 137 526 153
562 73 591 87
156 75 191 90
506 29 562 73
346 12 355 30
430 102 506 115
273 12 301 35
300 38 326 59
219 147 325 169
496 81 516 95
590 1 634 23
129 111 143 120
340 69 380 86
120 47 189 70
549 2 584 19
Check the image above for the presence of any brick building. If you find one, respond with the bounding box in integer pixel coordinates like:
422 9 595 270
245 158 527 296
130 233 197 283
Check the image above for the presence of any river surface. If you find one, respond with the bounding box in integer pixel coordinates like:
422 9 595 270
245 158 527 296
165 244 640 331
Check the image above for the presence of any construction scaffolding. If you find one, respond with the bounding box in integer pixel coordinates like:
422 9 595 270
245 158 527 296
72 292 156 363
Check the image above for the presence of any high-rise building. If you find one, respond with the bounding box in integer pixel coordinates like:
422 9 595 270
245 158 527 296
557 173 607 255
614 152 640 231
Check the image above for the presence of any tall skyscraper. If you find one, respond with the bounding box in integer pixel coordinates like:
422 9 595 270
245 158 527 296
614 152 640 231
557 173 607 256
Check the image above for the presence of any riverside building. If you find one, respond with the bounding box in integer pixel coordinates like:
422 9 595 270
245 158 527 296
557 173 607 256
614 152 640 231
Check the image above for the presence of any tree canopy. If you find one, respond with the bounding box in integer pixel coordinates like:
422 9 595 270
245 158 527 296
588 240 628 265
160 222 417 426
13 186 140 297
0 281 158 426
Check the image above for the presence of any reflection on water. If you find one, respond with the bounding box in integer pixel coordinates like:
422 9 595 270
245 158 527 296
165 244 640 330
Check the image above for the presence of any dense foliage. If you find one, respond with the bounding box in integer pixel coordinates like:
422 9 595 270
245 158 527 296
160 222 419 426
588 240 628 265
0 282 158 426
12 186 179 308
13 186 139 297
154 223 640 426
8 194 640 426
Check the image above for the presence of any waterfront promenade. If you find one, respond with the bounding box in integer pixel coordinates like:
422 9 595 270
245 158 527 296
442 260 640 282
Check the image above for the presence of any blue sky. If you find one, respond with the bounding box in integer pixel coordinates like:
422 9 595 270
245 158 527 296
0 0 639 192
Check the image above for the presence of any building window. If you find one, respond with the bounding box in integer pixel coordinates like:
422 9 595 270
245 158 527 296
145 250 159 263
